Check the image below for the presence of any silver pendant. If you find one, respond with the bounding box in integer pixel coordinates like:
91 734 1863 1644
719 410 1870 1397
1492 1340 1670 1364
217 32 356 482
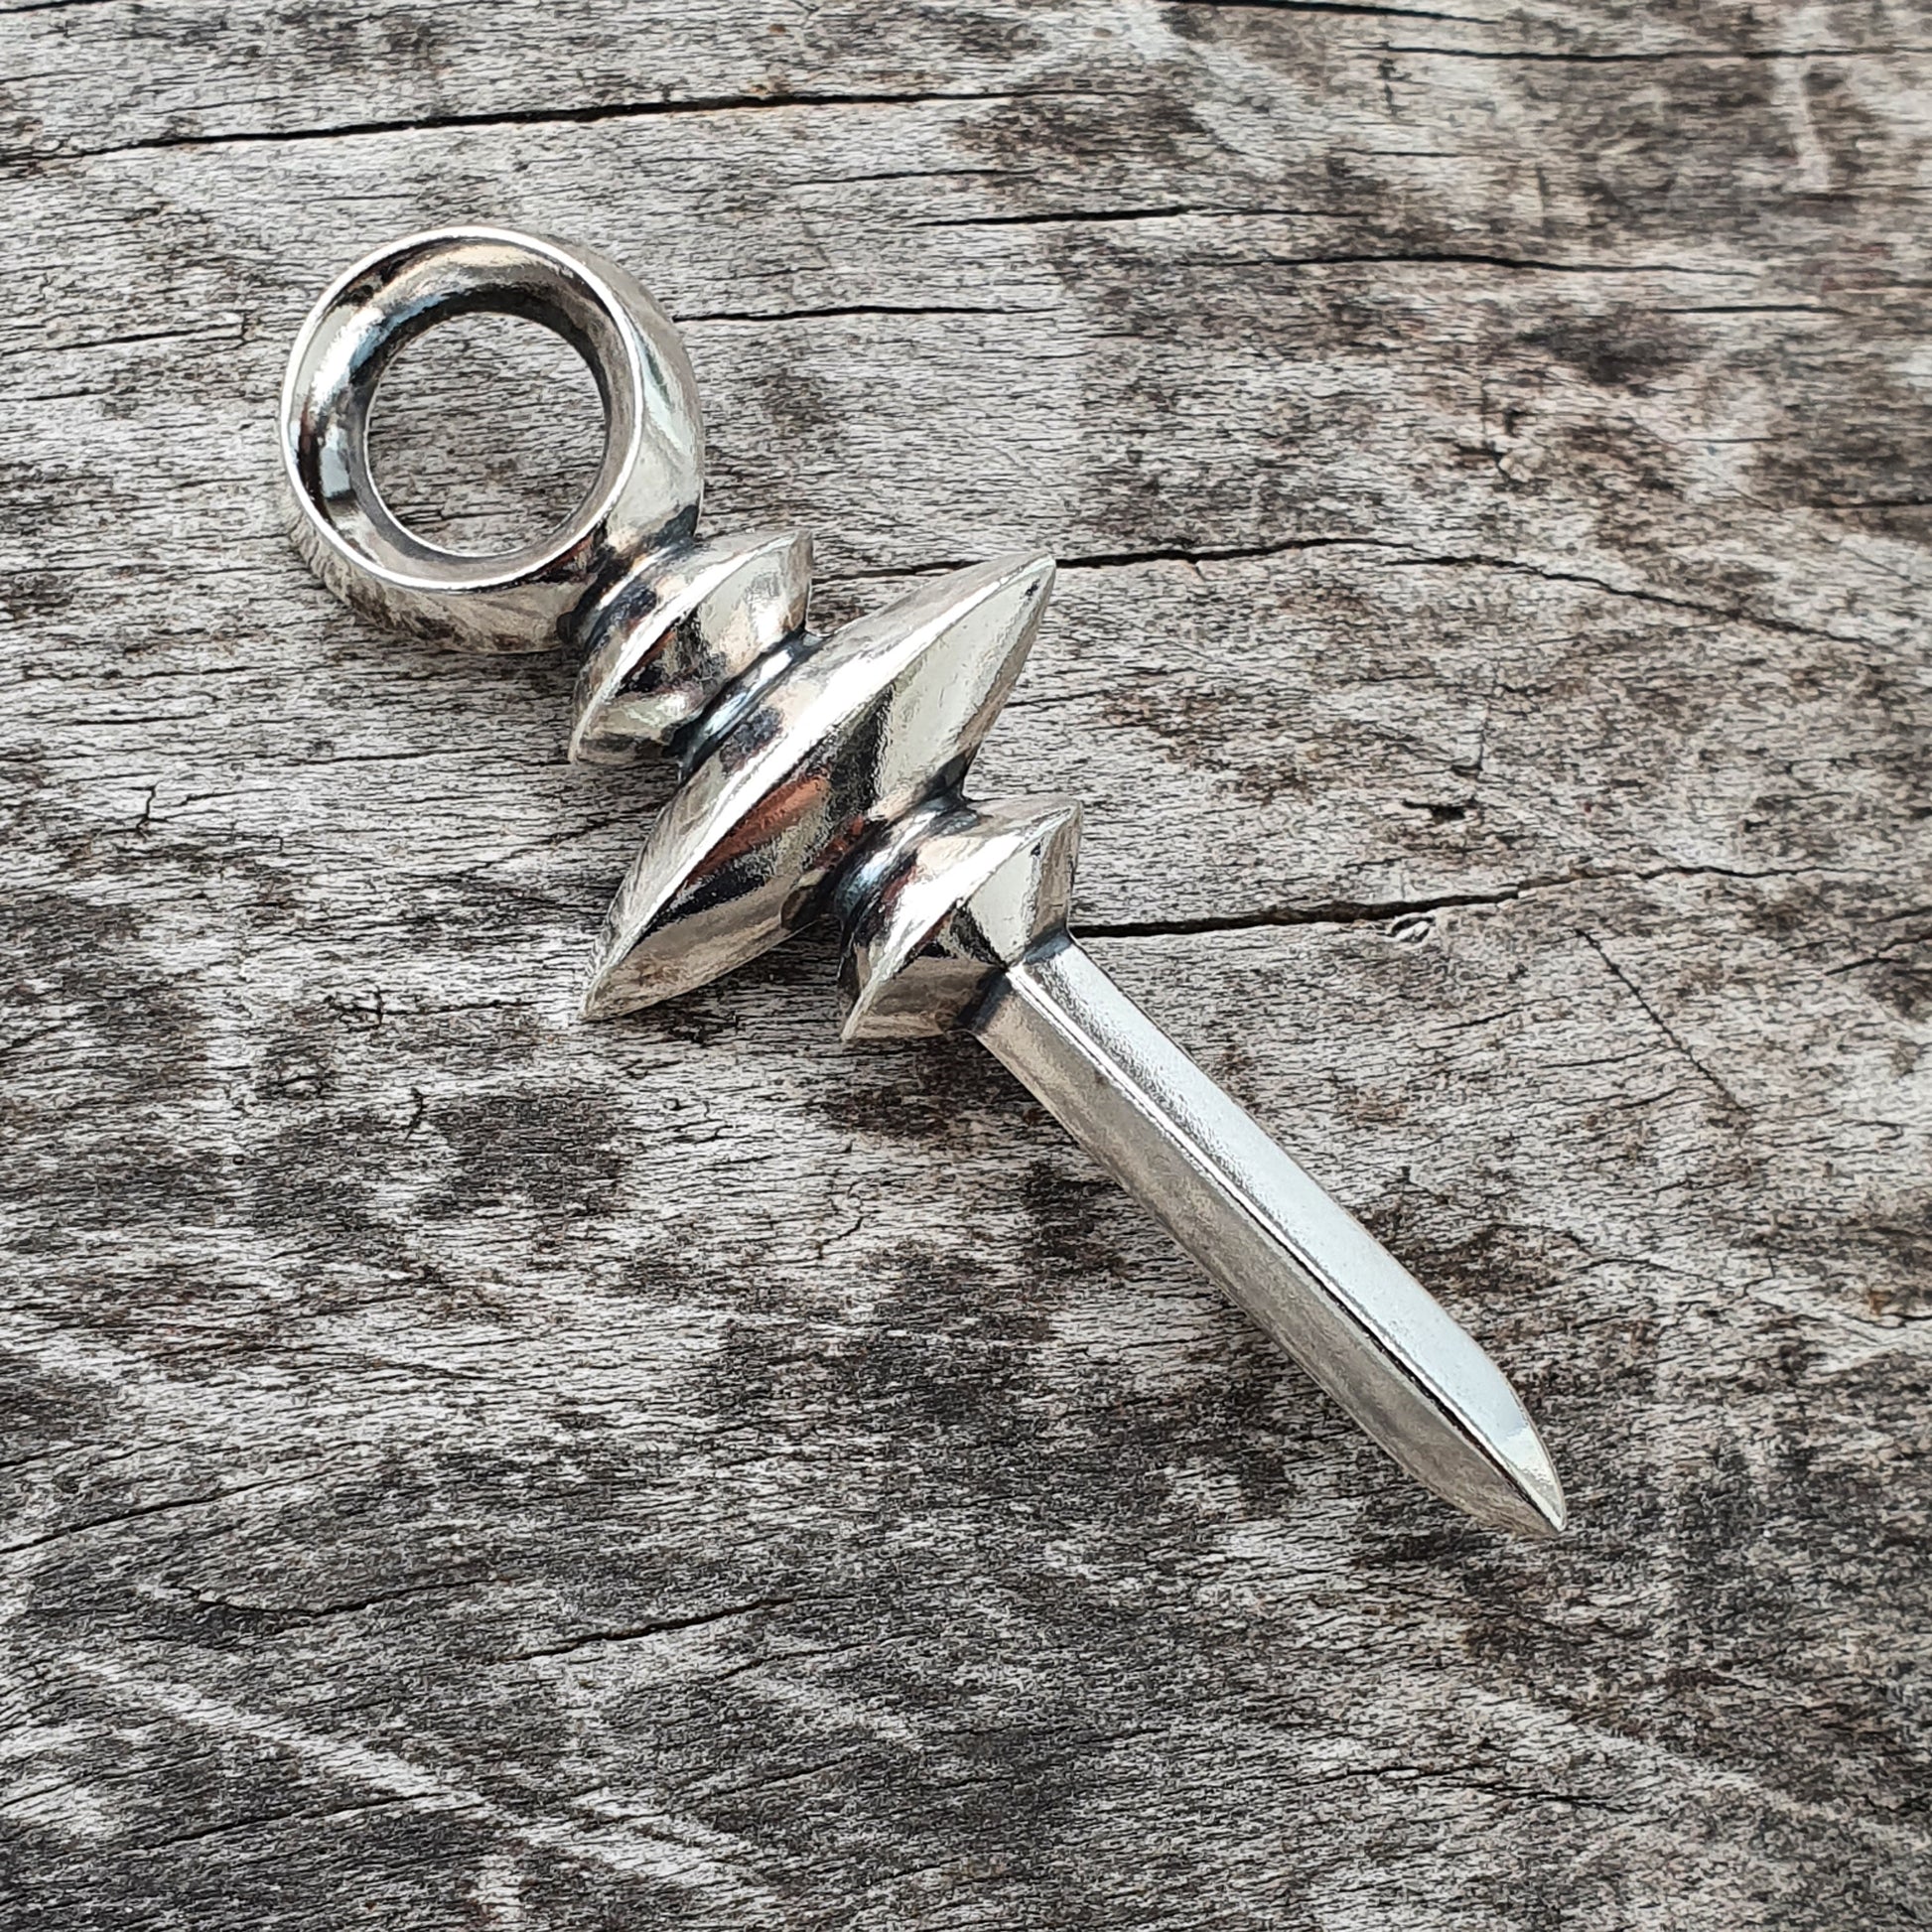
279 227 1565 1538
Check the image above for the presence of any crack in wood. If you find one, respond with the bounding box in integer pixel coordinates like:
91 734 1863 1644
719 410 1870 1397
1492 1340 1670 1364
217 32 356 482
40 84 1135 166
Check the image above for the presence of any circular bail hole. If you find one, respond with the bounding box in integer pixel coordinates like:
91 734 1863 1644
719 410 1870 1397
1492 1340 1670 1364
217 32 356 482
366 309 610 559
280 226 706 654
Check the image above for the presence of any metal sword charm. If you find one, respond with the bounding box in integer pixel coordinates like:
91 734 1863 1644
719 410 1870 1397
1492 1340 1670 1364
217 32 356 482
280 227 1567 1538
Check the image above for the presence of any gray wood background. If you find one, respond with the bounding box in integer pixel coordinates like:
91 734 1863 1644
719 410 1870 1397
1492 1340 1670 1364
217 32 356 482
4 3 1928 1926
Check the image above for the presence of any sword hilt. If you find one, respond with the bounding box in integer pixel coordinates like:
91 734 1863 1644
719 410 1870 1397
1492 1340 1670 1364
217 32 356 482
280 226 1566 1537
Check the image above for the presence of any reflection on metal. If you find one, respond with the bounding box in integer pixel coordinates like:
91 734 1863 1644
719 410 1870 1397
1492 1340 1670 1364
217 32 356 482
281 227 1567 1538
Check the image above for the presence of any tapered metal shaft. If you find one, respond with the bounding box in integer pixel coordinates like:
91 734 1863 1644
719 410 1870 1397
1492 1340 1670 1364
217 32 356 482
973 936 1566 1536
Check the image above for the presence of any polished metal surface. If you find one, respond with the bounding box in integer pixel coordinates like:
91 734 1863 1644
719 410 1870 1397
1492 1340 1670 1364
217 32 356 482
570 529 812 761
975 940 1565 1537
282 225 1567 1538
583 552 1055 1019
841 794 1083 1042
279 227 703 653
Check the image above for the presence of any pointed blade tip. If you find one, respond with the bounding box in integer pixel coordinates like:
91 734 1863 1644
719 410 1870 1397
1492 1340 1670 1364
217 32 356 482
1476 1419 1567 1538
1518 1435 1568 1538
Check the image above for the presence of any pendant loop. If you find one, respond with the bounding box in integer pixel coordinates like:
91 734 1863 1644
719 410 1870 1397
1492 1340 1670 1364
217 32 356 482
278 226 705 653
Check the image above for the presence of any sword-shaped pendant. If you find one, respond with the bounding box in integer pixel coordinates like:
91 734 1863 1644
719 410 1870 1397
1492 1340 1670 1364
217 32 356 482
280 228 1566 1538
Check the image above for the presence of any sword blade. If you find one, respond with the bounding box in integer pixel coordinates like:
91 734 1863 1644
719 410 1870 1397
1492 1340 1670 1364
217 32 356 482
971 935 1566 1537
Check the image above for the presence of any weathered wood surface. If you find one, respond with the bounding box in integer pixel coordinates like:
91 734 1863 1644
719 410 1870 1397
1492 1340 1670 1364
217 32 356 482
3 3 1929 1926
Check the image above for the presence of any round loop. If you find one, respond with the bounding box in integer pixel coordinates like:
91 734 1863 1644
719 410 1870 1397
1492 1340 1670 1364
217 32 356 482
279 227 705 654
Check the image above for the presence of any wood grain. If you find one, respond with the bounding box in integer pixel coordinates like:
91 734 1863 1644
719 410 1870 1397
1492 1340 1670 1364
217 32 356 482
2 4 1927 1926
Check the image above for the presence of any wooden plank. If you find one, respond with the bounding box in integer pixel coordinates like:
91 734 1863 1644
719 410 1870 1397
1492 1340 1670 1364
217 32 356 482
3 3 1927 1926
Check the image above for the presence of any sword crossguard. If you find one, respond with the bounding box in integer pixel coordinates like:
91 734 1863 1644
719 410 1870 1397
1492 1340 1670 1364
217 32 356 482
281 227 1566 1538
